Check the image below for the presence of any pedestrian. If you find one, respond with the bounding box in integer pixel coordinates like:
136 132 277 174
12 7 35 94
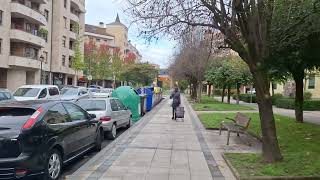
170 87 181 120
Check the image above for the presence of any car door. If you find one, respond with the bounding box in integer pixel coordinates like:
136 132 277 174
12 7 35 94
110 99 120 128
62 103 94 152
115 99 129 126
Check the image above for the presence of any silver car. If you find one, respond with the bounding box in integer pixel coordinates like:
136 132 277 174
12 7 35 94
0 89 14 102
76 98 132 139
60 86 89 101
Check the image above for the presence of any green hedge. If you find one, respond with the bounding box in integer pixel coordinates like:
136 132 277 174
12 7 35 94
237 94 257 103
275 98 320 111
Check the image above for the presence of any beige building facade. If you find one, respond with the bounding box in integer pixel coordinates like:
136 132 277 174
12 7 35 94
0 0 85 91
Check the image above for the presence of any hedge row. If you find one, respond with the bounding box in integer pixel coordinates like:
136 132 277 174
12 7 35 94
233 94 257 103
275 98 320 111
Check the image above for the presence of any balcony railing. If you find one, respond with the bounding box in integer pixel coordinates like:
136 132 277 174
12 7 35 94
11 24 46 40
10 52 39 60
11 0 45 17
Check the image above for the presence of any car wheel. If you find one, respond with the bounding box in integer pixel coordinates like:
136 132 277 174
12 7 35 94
94 129 102 151
45 149 62 180
107 124 117 140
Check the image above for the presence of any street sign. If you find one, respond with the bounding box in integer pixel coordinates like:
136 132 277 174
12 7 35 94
88 75 92 81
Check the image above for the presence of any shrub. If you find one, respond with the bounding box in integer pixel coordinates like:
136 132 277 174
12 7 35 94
304 92 312 100
214 89 223 96
271 93 283 105
238 94 257 103
275 98 320 111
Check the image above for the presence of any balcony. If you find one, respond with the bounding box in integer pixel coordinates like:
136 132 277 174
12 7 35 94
70 12 80 22
71 0 86 13
10 27 46 47
11 2 47 25
8 55 41 69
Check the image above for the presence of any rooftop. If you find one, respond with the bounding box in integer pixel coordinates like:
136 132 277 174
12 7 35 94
85 24 115 37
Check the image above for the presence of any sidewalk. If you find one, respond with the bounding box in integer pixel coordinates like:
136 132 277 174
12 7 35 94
213 96 320 125
66 96 251 180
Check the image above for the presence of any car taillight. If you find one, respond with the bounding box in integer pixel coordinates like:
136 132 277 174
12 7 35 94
100 116 111 122
22 107 43 130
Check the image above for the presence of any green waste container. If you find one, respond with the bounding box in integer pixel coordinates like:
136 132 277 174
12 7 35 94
112 86 141 122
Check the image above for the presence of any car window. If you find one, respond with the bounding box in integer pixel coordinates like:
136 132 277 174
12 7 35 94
80 89 88 95
49 87 59 96
44 103 69 124
38 88 47 99
61 88 78 96
116 100 126 110
76 100 106 111
110 99 119 111
63 103 87 122
13 88 40 97
0 92 11 101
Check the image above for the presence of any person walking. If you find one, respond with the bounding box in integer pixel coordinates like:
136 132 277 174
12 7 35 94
170 87 181 120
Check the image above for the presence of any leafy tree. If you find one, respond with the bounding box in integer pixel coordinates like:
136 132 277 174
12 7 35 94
71 23 85 85
270 0 320 123
122 63 159 86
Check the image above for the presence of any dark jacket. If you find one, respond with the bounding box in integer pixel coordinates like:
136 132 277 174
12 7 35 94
170 91 181 108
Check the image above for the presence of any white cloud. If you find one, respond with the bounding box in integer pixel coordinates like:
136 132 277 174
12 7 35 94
85 0 176 68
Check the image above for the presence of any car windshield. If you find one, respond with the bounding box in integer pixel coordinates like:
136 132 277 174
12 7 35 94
61 88 79 96
76 100 106 111
0 92 12 101
13 88 40 97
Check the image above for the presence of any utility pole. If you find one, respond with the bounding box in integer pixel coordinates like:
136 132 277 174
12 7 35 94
39 55 44 84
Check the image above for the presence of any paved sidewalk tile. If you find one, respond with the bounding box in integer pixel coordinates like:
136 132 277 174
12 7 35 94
67 97 231 180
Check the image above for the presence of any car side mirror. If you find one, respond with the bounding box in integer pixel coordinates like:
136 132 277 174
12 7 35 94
89 114 96 119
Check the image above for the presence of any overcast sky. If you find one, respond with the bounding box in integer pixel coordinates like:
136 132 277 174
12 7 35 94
85 0 176 68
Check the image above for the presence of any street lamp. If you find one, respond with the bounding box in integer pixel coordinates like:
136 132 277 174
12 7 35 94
39 55 44 84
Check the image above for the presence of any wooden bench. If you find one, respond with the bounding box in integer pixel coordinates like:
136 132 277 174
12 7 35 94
219 113 251 145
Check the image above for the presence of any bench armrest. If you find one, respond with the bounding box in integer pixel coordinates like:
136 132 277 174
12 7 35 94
225 117 236 122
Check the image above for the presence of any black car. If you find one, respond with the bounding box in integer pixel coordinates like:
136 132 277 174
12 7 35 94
0 101 103 180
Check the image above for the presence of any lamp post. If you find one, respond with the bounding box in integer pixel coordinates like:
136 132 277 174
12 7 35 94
39 55 44 84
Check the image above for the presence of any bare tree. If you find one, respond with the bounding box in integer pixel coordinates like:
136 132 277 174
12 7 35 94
126 0 283 162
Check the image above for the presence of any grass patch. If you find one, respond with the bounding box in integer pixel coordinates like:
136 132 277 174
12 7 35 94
198 112 320 177
192 96 254 111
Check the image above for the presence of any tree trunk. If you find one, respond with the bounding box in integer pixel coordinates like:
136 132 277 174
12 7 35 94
191 83 197 100
236 83 240 105
227 85 231 104
197 82 202 103
271 83 275 96
208 84 212 97
221 85 226 103
253 71 283 163
293 74 304 123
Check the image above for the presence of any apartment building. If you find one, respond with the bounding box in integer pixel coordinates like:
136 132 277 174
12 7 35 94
0 0 85 91
84 24 116 50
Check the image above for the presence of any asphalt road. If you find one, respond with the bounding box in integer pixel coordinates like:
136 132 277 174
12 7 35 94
59 128 127 179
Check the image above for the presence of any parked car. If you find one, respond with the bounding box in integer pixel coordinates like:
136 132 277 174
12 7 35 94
88 85 103 89
13 85 60 101
76 98 131 140
91 88 114 98
0 100 103 180
60 86 89 101
87 88 101 93
0 88 14 102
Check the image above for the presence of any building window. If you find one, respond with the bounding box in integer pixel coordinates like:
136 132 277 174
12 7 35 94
0 39 2 54
0 10 3 25
62 55 66 66
308 75 315 89
62 36 66 47
96 38 100 42
44 10 49 21
64 0 67 8
69 56 73 68
43 51 48 64
63 16 67 28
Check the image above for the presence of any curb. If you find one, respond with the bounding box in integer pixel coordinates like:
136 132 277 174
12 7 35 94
222 154 320 180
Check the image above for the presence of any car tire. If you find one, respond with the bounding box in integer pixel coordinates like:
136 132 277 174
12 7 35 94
45 149 62 180
107 124 117 140
94 129 102 151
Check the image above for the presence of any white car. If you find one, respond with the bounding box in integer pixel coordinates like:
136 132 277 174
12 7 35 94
76 98 131 140
91 88 114 98
60 86 89 101
13 85 60 101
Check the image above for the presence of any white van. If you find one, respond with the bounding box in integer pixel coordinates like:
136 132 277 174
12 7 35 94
13 85 60 101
